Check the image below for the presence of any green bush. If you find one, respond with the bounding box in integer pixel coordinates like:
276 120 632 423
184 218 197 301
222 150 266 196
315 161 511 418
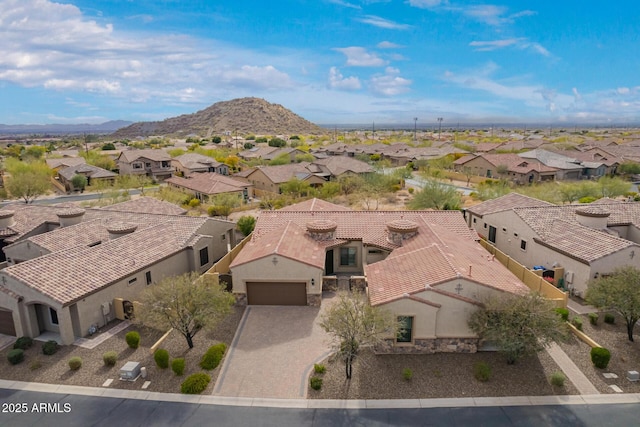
181 373 211 394
172 358 185 376
200 343 227 370
571 316 583 331
125 331 140 349
579 196 598 204
310 376 323 391
550 371 566 387
590 347 611 369
402 368 413 381
7 349 24 365
588 312 599 326
42 340 58 356
407 187 415 194
68 357 82 371
474 362 492 382
103 351 118 367
188 198 200 208
313 363 326 374
154 348 170 369
604 313 615 324
13 336 33 350
555 308 569 321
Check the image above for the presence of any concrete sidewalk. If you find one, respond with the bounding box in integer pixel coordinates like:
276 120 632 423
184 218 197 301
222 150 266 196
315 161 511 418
545 342 599 395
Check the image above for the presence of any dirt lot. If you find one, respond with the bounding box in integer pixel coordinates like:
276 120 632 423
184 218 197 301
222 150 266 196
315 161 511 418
0 306 244 394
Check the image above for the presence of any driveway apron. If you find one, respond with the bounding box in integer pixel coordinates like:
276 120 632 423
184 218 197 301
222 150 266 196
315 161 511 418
213 292 335 399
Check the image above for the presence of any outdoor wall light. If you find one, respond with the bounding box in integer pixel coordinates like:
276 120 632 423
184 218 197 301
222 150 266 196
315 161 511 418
272 256 278 266
311 278 315 287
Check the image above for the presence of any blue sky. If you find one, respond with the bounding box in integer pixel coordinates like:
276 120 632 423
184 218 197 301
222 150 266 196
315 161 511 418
1 0 639 126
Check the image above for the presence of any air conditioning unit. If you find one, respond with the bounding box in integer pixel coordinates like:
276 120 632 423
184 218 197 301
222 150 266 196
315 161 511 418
123 300 135 320
565 271 574 284
101 302 111 316
119 361 141 381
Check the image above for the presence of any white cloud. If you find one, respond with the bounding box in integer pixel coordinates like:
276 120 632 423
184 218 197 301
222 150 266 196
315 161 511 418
328 0 362 9
369 67 411 96
572 87 582 103
461 5 536 26
377 41 405 49
357 15 412 30
617 87 630 95
407 0 444 9
334 47 387 67
470 38 551 57
328 67 361 90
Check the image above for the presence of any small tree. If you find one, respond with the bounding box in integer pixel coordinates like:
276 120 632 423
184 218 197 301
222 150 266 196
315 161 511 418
586 266 640 342
4 159 52 203
320 291 397 379
468 292 568 364
236 215 256 236
137 273 235 349
71 174 88 192
408 178 461 210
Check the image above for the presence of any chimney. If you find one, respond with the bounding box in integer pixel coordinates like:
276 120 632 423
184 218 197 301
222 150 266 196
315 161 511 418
56 208 85 228
575 206 610 230
306 219 337 241
386 219 419 246
0 210 15 229
106 222 138 240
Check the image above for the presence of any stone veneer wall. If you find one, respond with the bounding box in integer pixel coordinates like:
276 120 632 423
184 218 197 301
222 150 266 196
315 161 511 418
307 294 322 307
234 293 247 306
350 276 367 292
376 337 479 354
322 276 338 291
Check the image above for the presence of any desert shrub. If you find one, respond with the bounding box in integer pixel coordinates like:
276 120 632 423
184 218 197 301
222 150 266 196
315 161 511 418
474 362 491 382
314 363 326 374
604 313 615 324
402 368 413 381
103 351 118 367
590 347 611 369
555 308 569 321
579 196 597 204
154 348 170 369
181 373 211 394
13 336 33 350
68 357 82 371
188 198 200 208
588 312 599 326
42 340 58 356
571 317 583 331
407 187 415 194
550 371 566 387
200 343 226 370
7 349 24 365
310 376 323 391
172 358 186 376
125 331 140 349
29 359 42 371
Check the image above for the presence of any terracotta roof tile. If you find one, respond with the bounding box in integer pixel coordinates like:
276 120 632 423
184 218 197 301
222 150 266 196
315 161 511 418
166 173 251 196
467 193 554 217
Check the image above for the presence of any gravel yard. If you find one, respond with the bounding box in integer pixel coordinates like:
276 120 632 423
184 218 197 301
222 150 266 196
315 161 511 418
0 305 244 394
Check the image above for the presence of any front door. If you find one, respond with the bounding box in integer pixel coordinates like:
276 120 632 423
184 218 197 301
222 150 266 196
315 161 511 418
325 250 334 275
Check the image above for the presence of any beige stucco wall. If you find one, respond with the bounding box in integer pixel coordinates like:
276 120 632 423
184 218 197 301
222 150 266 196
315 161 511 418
332 242 364 274
230 255 323 298
4 241 50 265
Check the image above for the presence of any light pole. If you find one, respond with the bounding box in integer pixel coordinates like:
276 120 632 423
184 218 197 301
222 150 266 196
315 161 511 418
437 117 443 140
413 117 418 141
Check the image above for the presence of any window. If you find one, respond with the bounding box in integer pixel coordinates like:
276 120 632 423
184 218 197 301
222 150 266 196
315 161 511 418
128 278 137 286
49 307 59 325
199 247 209 266
132 163 142 169
473 218 477 224
368 249 383 254
397 316 413 343
146 271 152 285
488 226 497 243
520 240 527 251
145 162 151 168
483 223 487 229
339 247 357 266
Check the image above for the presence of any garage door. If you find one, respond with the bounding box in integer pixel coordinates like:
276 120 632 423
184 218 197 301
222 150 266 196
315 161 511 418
246 282 307 306
0 309 16 336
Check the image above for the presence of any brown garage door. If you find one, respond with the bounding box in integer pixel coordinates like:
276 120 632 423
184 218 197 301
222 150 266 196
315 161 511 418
246 282 307 306
0 309 16 336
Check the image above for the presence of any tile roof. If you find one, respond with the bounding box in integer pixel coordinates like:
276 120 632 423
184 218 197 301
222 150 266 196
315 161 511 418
166 173 250 196
58 164 117 180
13 218 109 253
118 149 171 162
279 198 351 212
310 157 374 176
46 158 87 169
251 162 314 184
519 149 585 170
3 218 209 305
100 197 187 216
466 193 554 217
172 153 224 169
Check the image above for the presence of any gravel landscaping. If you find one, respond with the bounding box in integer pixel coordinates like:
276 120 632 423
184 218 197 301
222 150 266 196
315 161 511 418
308 348 579 399
558 311 640 394
0 305 244 394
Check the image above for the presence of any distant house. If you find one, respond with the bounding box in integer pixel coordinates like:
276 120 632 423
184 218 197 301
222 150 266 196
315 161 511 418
465 193 640 296
0 201 237 344
305 156 374 180
172 153 229 177
228 199 529 354
454 153 557 184
46 157 87 171
57 164 117 192
166 172 253 202
518 149 586 180
234 163 326 194
238 146 307 162
116 149 173 181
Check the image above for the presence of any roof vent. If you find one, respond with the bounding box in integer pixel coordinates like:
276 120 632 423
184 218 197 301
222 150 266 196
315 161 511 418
575 206 610 230
386 219 419 246
106 222 138 239
306 219 337 241
0 210 15 229
56 208 85 227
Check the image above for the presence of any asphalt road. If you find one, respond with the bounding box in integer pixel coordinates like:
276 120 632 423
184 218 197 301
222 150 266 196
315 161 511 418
0 188 152 207
1 388 639 427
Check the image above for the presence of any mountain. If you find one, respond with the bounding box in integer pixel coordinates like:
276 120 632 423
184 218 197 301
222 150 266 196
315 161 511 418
0 120 132 135
112 98 325 138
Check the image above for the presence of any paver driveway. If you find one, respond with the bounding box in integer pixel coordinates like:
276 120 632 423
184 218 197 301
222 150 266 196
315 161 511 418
213 292 335 399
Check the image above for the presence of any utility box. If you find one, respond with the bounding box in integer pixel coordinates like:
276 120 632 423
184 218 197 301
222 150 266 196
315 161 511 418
627 371 639 382
119 361 141 381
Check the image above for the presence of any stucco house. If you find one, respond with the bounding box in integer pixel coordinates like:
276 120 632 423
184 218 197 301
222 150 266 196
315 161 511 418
0 201 237 344
235 163 326 194
57 164 117 192
117 149 173 181
166 172 253 202
172 153 229 177
465 193 640 296
228 199 529 353
454 153 557 184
